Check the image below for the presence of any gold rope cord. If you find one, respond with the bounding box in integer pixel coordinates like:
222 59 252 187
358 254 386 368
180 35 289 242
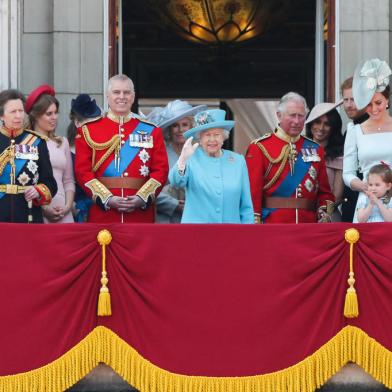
344 228 360 318
256 142 289 164
82 126 120 172
97 230 112 316
1 325 392 392
256 143 290 191
0 148 11 176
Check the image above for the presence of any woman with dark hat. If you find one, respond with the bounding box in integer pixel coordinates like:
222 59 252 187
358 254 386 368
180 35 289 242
169 109 253 223
0 89 57 223
67 94 102 222
344 58 392 222
27 84 75 223
148 100 207 223
305 102 345 220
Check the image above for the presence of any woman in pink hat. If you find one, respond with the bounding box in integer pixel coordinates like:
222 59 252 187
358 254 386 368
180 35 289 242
27 85 75 223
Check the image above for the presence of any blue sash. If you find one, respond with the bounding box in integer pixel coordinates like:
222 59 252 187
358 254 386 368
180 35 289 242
262 138 316 221
0 135 41 199
103 122 155 177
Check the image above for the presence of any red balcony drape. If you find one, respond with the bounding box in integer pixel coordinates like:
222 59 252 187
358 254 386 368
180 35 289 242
1 222 392 391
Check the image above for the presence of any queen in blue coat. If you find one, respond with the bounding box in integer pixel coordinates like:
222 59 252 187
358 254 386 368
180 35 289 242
169 109 253 223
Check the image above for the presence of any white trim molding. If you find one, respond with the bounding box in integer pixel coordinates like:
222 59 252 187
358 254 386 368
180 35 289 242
334 0 340 103
0 0 19 90
314 0 324 104
103 0 109 110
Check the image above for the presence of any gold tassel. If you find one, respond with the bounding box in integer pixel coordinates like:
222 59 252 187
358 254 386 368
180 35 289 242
344 228 360 318
97 229 113 316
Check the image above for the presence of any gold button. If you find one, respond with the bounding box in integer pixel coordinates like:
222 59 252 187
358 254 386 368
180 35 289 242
121 134 125 138
124 172 129 177
120 128 124 132
121 140 125 144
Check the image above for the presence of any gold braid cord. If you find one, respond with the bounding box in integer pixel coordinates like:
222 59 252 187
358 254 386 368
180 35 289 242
82 125 120 173
256 143 290 190
0 147 11 176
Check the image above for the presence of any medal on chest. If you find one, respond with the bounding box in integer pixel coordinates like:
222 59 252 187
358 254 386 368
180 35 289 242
301 147 321 162
129 131 154 148
15 144 39 160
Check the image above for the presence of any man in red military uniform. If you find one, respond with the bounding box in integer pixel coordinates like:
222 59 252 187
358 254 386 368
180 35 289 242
246 92 334 224
75 74 168 223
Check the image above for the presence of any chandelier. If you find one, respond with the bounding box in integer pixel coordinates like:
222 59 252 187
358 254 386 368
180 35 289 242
148 0 292 45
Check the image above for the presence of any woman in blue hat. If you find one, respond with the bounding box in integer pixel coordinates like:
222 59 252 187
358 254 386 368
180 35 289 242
148 100 207 223
343 58 392 222
169 109 253 223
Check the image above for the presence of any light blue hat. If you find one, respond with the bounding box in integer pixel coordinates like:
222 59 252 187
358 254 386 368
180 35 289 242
353 58 392 110
183 109 235 139
146 100 207 130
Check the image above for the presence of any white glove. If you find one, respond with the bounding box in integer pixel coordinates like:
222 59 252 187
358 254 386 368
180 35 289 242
178 137 199 169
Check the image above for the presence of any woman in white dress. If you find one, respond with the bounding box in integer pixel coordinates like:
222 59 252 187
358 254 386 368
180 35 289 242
343 58 392 222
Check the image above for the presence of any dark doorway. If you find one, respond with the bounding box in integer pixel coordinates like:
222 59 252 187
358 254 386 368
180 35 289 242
122 1 316 104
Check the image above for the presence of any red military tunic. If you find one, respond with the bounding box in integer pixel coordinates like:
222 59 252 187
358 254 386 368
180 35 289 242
75 110 169 223
245 128 334 223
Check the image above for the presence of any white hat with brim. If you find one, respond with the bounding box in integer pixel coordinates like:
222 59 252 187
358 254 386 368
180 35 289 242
305 101 343 124
150 100 208 130
183 109 235 139
353 58 392 110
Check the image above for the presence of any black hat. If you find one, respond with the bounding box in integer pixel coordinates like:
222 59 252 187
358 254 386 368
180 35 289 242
71 94 101 118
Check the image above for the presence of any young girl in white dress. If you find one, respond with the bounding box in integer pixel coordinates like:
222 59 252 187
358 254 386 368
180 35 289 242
356 163 392 223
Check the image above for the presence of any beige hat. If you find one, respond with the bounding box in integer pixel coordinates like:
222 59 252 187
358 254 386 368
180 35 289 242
305 101 343 124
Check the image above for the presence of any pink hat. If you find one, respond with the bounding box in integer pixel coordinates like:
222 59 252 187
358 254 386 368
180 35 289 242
305 101 343 124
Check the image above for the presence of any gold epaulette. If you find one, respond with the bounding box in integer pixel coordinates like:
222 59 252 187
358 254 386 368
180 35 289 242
251 132 272 144
105 110 157 126
302 135 319 145
79 115 102 126
136 178 162 203
82 125 121 172
26 129 49 141
139 117 158 127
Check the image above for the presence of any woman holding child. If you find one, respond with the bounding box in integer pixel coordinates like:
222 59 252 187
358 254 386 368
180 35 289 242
343 58 392 222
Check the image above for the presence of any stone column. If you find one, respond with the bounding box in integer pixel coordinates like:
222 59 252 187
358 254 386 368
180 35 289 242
338 0 391 120
19 0 105 135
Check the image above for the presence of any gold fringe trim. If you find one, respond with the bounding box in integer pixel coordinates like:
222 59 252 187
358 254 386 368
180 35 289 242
2 325 392 392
